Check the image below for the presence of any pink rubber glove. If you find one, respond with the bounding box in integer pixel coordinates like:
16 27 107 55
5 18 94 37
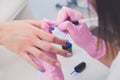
30 19 64 80
57 7 106 59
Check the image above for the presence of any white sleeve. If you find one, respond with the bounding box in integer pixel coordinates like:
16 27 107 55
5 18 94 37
106 52 120 80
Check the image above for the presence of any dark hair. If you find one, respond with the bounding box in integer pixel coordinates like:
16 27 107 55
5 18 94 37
91 0 120 55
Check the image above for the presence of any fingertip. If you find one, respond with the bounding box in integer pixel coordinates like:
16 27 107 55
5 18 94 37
57 8 68 24
57 21 73 32
66 53 73 57
55 62 61 67
65 41 71 46
38 68 45 73
41 22 50 32
49 26 55 30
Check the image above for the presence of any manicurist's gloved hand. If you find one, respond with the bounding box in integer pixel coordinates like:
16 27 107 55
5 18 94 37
56 7 106 59
30 19 70 80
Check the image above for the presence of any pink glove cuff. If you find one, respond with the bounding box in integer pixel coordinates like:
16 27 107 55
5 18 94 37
84 36 106 59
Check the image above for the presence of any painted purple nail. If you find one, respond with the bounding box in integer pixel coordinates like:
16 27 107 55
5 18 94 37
38 68 44 73
65 41 71 46
49 26 55 30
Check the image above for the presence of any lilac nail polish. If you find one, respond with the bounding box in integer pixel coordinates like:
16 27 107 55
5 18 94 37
38 68 44 73
65 41 71 46
49 26 55 30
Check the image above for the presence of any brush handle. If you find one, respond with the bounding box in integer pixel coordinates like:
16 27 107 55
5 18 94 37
71 17 98 25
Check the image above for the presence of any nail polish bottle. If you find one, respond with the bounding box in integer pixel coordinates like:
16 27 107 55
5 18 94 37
71 62 86 76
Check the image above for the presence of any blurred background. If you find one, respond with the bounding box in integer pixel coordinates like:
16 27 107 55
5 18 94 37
29 0 96 20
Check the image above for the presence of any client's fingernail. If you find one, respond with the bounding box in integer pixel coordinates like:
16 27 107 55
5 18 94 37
65 41 71 46
49 26 55 30
55 62 61 67
66 53 73 57
38 68 44 73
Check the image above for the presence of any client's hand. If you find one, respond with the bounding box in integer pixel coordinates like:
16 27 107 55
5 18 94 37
0 20 70 71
